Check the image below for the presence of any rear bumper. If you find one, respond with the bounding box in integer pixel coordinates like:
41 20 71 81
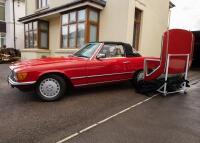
8 77 36 87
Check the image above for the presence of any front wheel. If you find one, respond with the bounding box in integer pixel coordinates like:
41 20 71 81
36 75 67 101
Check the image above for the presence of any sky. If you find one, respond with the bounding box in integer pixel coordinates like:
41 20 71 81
170 0 200 31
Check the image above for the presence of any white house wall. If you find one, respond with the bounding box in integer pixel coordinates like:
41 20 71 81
25 0 74 15
137 0 169 57
99 0 170 57
5 0 25 50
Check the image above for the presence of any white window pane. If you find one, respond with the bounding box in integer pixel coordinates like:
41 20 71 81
3 37 6 46
29 31 34 48
0 5 5 21
62 26 68 48
89 10 98 22
62 26 68 35
77 23 85 48
28 23 33 30
90 25 97 42
62 36 68 48
33 22 38 30
0 33 6 48
34 31 37 47
25 32 29 48
25 24 29 32
41 0 47 7
69 12 76 23
41 32 48 48
78 10 86 22
62 14 68 25
38 0 41 8
69 24 76 48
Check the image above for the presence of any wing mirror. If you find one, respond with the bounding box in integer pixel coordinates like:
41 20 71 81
96 53 106 59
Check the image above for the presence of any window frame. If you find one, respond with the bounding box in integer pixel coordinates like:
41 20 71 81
38 21 49 49
60 7 100 49
24 22 38 49
87 7 99 43
0 32 6 48
86 7 100 42
36 0 49 9
0 2 5 22
24 20 49 49
133 8 143 51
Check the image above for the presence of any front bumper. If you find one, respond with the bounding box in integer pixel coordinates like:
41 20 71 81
8 77 36 87
7 70 36 87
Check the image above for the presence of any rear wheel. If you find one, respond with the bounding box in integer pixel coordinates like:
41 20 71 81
133 70 144 85
36 75 67 101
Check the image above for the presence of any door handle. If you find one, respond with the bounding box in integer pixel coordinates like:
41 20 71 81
123 61 130 64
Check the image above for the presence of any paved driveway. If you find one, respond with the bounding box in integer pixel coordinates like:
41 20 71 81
0 64 200 143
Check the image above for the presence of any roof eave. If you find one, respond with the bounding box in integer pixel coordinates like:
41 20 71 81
19 0 106 23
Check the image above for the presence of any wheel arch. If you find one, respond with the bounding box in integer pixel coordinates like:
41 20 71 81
133 68 153 79
36 72 74 88
133 69 144 78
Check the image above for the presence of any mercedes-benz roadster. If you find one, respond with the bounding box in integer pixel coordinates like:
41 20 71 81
8 42 153 101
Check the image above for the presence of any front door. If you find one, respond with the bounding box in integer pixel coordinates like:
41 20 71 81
85 44 130 84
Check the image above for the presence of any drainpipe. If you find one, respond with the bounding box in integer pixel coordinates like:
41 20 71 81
12 0 16 49
168 9 171 30
168 2 175 30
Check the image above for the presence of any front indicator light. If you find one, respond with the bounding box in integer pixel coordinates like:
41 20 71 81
16 72 28 81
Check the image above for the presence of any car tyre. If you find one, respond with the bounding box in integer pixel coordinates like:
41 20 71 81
133 70 144 86
36 74 67 101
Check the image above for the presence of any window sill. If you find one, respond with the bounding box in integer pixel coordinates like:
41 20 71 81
35 6 49 13
21 49 50 53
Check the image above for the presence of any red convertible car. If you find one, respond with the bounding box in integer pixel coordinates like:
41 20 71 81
8 42 150 101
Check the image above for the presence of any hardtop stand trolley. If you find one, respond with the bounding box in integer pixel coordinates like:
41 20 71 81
144 29 194 96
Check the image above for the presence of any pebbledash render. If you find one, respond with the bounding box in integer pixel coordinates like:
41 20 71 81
19 0 174 60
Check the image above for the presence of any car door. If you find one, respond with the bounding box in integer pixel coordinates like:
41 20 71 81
85 44 131 84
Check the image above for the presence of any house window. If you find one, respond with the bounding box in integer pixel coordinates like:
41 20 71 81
89 10 99 42
0 2 5 21
25 20 49 49
133 8 142 50
61 8 99 48
25 22 37 48
0 33 6 48
37 0 49 9
39 21 49 48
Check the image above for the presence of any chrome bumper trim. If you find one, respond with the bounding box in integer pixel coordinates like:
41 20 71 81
71 71 135 80
8 77 36 86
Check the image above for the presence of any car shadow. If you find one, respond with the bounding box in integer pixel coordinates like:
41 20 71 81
24 80 157 102
21 81 134 102
69 81 157 97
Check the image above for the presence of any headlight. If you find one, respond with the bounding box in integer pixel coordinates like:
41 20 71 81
16 72 28 81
